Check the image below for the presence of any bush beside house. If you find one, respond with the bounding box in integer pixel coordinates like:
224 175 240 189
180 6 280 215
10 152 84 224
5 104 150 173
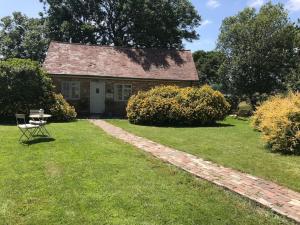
127 85 230 126
48 93 77 122
237 101 253 117
0 58 76 121
252 93 300 154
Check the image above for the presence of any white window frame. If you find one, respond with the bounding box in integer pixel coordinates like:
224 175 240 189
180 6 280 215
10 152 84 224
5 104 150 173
61 81 81 100
114 84 132 102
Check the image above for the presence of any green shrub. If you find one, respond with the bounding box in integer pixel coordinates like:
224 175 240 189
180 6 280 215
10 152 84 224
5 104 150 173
127 85 230 125
252 93 300 154
0 58 77 122
237 101 253 117
224 94 239 113
48 94 77 122
0 58 53 117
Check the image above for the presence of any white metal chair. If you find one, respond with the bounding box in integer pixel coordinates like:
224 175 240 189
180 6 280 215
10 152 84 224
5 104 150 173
16 114 40 142
29 109 50 136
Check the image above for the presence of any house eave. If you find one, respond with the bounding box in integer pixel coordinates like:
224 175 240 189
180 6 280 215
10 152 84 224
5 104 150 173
48 73 199 82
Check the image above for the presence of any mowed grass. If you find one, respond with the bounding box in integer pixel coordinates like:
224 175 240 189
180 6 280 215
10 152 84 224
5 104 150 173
107 117 300 192
0 121 293 225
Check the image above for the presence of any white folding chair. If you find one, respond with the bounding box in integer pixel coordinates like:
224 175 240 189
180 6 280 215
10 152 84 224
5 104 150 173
29 109 50 137
16 114 40 142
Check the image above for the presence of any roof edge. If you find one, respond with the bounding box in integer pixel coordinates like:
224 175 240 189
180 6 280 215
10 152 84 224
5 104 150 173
49 73 199 82
49 41 193 52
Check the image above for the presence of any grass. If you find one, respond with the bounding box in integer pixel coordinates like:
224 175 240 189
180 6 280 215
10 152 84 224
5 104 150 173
107 117 300 192
0 120 293 224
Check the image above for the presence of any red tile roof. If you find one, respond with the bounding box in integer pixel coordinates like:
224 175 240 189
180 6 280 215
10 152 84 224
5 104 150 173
43 42 199 81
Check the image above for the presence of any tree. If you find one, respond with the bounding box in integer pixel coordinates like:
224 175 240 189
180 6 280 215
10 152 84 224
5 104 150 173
0 58 53 117
0 12 49 62
286 21 300 91
0 58 76 121
40 0 201 49
217 3 299 96
193 50 225 87
286 66 300 91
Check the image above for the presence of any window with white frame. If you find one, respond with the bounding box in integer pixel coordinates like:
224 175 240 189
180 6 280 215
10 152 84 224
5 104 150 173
61 81 80 100
114 84 132 101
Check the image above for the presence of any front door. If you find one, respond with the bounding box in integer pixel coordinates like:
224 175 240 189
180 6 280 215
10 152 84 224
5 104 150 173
90 80 105 114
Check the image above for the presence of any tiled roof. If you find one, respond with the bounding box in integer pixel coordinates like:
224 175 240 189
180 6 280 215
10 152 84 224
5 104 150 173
43 42 199 81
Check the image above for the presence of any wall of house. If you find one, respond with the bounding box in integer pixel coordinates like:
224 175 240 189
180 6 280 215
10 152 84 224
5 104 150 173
52 77 91 114
51 76 198 116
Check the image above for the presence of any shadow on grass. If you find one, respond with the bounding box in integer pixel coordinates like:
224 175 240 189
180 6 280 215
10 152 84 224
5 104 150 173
87 115 125 120
0 122 15 126
132 122 235 128
22 137 55 145
235 117 250 121
264 146 300 157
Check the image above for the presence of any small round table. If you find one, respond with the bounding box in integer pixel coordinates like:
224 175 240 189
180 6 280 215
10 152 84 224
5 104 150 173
29 114 52 119
29 114 52 137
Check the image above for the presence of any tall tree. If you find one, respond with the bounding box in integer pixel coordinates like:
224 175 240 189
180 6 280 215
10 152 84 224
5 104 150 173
0 12 49 62
193 50 225 87
286 21 300 91
217 3 299 96
40 0 201 49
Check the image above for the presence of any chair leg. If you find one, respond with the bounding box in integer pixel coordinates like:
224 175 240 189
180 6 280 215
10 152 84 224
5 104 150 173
19 131 26 142
42 125 51 137
18 125 50 144
33 126 43 136
28 128 38 140
19 129 31 142
31 127 38 136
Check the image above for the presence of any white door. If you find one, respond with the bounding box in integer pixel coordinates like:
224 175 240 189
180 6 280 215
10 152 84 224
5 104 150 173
90 80 105 114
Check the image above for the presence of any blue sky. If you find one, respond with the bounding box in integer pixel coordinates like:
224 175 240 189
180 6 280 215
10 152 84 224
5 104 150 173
0 0 299 52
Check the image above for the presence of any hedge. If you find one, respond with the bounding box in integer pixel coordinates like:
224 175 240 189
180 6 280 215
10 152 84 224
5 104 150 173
127 85 230 125
252 93 300 154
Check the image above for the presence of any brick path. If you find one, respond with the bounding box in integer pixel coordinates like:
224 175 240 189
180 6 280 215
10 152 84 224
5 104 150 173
90 119 300 223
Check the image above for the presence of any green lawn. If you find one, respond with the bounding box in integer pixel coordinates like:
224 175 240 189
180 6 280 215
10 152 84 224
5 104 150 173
107 117 300 192
0 121 293 224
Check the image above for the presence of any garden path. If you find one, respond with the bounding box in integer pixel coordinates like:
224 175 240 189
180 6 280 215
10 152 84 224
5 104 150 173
90 119 300 223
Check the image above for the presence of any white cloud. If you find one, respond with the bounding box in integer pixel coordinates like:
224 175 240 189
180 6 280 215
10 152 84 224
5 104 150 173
248 0 264 8
286 0 300 12
206 0 220 9
202 20 213 26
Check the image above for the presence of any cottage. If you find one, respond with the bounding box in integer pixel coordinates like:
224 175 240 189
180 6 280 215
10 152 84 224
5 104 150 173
43 42 199 116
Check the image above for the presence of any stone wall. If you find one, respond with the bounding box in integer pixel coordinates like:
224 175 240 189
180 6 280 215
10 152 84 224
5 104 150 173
51 75 198 116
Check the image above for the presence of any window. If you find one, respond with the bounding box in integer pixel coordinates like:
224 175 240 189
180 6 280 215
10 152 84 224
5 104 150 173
114 84 132 101
61 81 80 100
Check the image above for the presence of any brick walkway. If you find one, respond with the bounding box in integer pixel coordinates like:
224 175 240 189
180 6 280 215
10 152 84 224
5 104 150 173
90 119 300 223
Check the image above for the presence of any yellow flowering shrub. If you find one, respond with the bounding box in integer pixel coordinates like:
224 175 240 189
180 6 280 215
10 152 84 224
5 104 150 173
126 85 230 125
49 94 77 122
252 93 300 153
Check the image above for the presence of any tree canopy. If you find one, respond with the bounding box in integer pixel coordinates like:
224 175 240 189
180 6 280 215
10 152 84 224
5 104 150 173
0 12 49 62
287 23 300 92
217 3 299 96
193 50 225 88
39 0 201 49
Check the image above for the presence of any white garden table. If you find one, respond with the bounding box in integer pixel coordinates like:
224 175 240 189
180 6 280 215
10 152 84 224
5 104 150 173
29 114 52 119
29 114 52 137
